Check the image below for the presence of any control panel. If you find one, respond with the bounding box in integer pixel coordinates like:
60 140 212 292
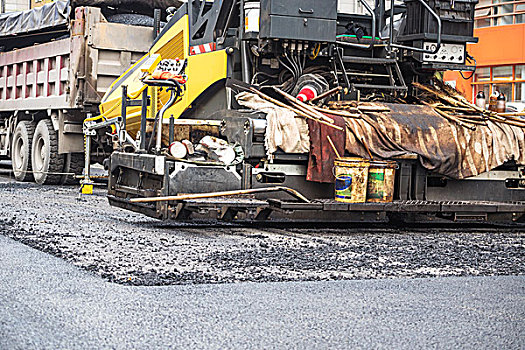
422 42 465 64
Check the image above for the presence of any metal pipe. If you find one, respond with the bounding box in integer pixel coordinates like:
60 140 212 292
334 48 351 89
130 186 310 203
335 41 371 49
83 131 91 183
120 85 127 148
359 0 376 50
376 0 385 38
388 0 395 52
139 89 148 151
169 115 174 144
241 41 251 84
88 117 122 130
156 88 178 152
153 9 161 39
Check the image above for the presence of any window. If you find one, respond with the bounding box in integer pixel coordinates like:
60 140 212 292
472 64 525 102
494 83 513 99
494 0 514 25
516 82 525 101
493 66 513 81
476 0 493 27
517 2 525 22
475 0 525 28
516 65 525 80
475 67 491 82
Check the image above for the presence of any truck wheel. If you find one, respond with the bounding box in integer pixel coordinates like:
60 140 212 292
61 153 84 185
11 121 35 182
31 119 64 185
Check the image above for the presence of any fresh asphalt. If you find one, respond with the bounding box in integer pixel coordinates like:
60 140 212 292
1 179 524 286
0 235 523 349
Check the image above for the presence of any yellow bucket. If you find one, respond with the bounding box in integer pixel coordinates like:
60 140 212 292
334 157 370 203
366 160 397 203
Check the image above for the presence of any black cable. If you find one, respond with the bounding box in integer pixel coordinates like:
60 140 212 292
460 53 476 80
147 80 182 151
278 69 292 85
285 52 299 81
296 51 303 76
251 71 280 85
277 56 297 92
284 52 300 91
292 52 302 84
277 56 295 83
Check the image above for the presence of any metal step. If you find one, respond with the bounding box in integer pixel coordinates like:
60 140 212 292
337 55 407 92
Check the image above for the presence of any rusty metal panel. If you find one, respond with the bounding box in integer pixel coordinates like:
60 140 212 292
0 5 152 112
0 39 72 111
87 24 152 101
0 38 69 65
81 9 152 103
92 22 153 52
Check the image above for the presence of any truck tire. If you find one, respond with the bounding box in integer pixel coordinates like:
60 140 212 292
31 119 65 185
61 153 84 185
11 121 35 182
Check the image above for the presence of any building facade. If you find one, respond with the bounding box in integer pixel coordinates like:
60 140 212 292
444 0 525 104
1 0 29 13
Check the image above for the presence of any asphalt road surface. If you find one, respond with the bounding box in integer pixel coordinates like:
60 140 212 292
1 235 524 349
0 178 524 285
0 171 524 348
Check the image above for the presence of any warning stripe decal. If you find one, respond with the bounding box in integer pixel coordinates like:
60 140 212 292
189 43 217 55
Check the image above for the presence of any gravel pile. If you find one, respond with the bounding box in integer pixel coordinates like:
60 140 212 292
0 180 524 286
107 14 167 27
107 14 156 27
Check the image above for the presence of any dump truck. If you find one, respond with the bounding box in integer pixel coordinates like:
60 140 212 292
88 0 525 225
0 1 157 184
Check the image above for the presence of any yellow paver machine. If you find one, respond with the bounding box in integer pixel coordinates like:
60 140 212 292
86 0 525 225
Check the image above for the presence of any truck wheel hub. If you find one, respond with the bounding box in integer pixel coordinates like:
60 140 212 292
34 137 46 171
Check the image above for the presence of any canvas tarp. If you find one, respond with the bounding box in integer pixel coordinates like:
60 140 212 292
0 0 182 38
341 103 525 180
236 92 310 159
235 92 525 181
0 1 69 38
306 114 346 183
72 0 182 9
